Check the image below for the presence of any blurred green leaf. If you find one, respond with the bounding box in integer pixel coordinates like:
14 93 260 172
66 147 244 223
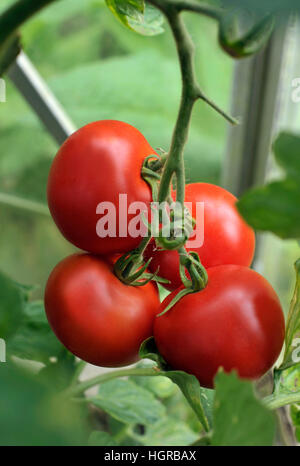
273 132 300 181
0 270 25 340
90 378 165 425
128 3 164 36
88 430 118 446
140 336 213 431
107 0 144 18
106 0 164 35
237 178 300 239
38 350 76 390
212 371 275 446
7 300 65 364
135 417 198 446
164 371 213 433
280 259 300 370
237 131 300 239
0 363 86 445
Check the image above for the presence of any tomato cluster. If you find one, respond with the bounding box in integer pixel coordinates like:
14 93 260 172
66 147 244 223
46 120 285 388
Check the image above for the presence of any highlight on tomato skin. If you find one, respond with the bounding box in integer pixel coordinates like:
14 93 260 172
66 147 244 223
153 265 285 389
146 182 256 291
44 253 160 368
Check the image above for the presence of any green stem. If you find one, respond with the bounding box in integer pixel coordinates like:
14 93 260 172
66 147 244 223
63 367 161 398
70 360 87 387
263 392 300 410
154 3 199 204
0 0 60 44
147 0 237 206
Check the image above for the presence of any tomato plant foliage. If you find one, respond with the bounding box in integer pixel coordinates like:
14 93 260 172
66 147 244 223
237 132 300 240
105 0 164 36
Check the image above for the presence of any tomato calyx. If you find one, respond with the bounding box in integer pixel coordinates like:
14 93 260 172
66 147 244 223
155 203 194 251
141 152 166 202
115 151 207 298
113 238 170 287
158 250 208 316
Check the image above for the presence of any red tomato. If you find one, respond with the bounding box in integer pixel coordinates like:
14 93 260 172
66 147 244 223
154 265 285 388
147 183 255 290
45 254 160 367
47 120 156 255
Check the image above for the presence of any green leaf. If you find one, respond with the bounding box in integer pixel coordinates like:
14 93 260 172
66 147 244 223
90 378 165 425
237 178 300 239
135 417 198 446
127 3 164 36
38 350 76 390
106 0 144 22
105 1 164 36
273 132 300 181
0 363 86 446
117 0 144 16
212 371 276 446
280 259 300 370
140 337 213 432
0 270 25 340
164 371 213 433
237 131 300 239
88 431 118 446
7 300 66 364
0 33 21 76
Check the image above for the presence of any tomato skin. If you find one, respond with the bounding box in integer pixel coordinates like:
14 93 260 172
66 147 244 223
154 265 285 388
44 254 160 367
47 120 155 255
147 183 256 291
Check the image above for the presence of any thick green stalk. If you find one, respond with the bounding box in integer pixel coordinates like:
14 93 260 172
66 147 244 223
263 392 300 410
147 0 237 206
64 367 161 398
158 8 198 204
0 0 59 44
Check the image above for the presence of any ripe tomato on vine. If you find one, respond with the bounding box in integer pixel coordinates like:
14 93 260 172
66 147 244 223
154 265 285 388
45 254 160 367
47 120 156 255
